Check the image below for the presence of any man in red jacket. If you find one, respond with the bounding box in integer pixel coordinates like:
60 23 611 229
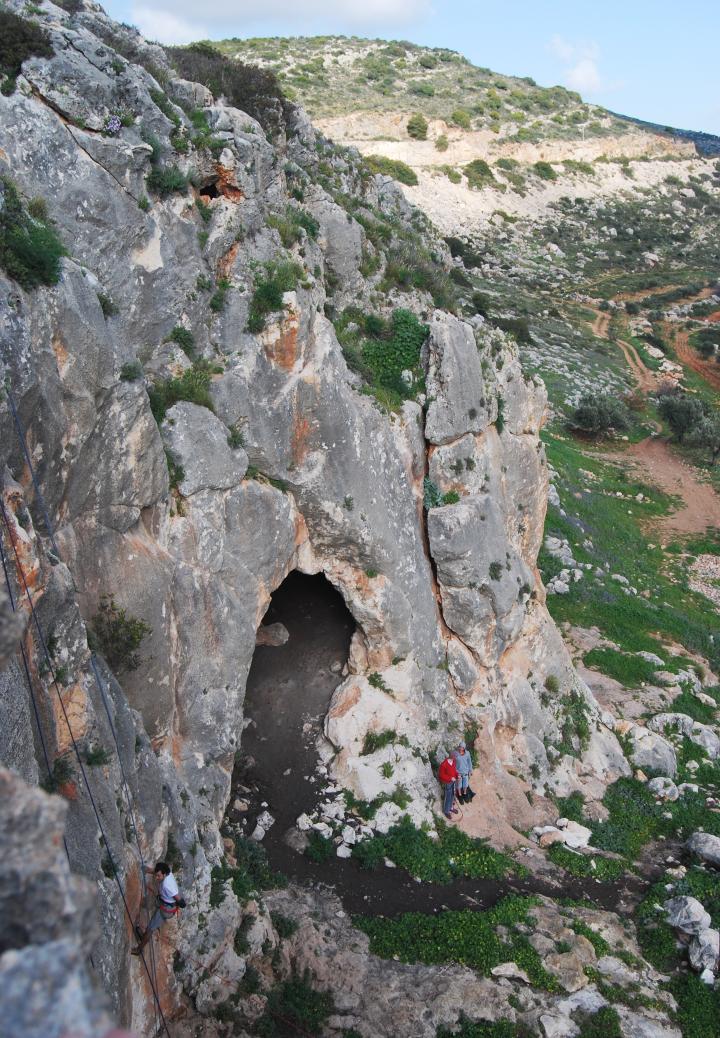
438 755 460 819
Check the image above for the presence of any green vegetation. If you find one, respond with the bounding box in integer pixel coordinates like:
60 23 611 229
89 596 151 673
540 432 720 674
270 911 298 939
168 325 195 358
365 154 418 187
533 160 557 181
120 362 143 382
0 9 53 94
583 647 658 687
356 895 558 990
569 393 630 437
40 754 74 794
147 359 217 422
209 835 285 907
215 36 616 149
0 179 66 289
166 42 287 135
305 830 334 863
658 391 706 443
361 729 409 755
465 159 496 190
407 113 428 140
146 165 188 197
84 744 111 767
352 816 515 883
336 307 428 408
267 205 320 247
636 879 720 1036
576 1007 622 1038
247 260 303 332
436 1020 519 1038
255 972 334 1038
548 843 625 881
209 278 230 312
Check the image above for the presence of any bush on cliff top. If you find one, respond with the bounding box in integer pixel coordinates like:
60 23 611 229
0 178 66 289
0 10 54 93
365 154 418 187
166 42 287 135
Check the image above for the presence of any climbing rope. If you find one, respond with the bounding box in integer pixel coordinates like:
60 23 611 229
3 383 165 1034
3 383 60 557
0 500 171 1038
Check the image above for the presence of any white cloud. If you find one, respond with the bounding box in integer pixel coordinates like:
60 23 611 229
133 7 207 44
566 56 602 95
548 34 576 64
547 34 607 97
132 0 431 39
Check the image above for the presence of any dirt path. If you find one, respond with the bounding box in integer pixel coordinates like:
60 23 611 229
670 324 720 391
590 309 657 391
609 435 720 536
591 310 610 338
232 572 643 919
618 339 657 392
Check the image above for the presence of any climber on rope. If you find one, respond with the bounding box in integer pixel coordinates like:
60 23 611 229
131 861 185 956
438 754 460 820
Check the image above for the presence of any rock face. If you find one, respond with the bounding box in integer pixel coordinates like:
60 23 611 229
0 2 628 1031
0 768 113 1038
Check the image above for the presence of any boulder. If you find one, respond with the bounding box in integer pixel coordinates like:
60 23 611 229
556 819 593 848
664 896 711 935
688 929 719 973
540 1014 579 1038
647 777 679 802
491 961 531 983
685 832 720 867
647 713 694 737
629 729 677 777
689 723 720 759
161 402 249 496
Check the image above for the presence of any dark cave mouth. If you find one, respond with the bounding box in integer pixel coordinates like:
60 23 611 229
234 571 355 834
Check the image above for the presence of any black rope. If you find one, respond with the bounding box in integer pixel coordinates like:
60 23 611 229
3 380 164 1033
89 653 161 1037
3 383 60 558
0 501 171 1038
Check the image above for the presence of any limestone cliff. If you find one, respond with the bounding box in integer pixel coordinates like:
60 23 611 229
0 3 629 1033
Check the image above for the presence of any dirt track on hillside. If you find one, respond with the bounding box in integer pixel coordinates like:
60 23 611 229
590 309 657 391
607 435 720 536
670 324 720 391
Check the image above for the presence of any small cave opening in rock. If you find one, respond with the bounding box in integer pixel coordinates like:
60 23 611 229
199 180 220 201
233 572 354 861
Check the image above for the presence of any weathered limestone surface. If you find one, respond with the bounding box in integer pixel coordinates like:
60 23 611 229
0 1 629 1031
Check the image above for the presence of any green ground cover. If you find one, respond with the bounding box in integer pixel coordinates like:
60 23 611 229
355 895 560 990
540 432 720 673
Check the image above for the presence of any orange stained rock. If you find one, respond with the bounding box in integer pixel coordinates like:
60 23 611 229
216 241 239 281
328 681 361 718
215 163 244 202
265 311 301 372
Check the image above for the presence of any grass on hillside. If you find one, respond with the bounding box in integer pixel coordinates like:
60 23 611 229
540 431 720 673
211 35 628 145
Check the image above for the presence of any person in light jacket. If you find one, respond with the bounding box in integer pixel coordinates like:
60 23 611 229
453 742 473 803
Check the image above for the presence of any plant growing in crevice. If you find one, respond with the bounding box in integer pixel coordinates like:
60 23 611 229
89 596 152 673
0 178 66 288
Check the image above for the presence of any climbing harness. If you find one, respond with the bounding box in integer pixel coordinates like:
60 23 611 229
1 384 172 1038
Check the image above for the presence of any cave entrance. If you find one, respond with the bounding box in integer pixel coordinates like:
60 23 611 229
198 179 220 201
235 571 354 850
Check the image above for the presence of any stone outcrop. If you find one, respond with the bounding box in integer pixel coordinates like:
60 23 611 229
0 2 631 1031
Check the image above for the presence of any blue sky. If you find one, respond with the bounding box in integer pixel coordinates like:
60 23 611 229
103 0 720 135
